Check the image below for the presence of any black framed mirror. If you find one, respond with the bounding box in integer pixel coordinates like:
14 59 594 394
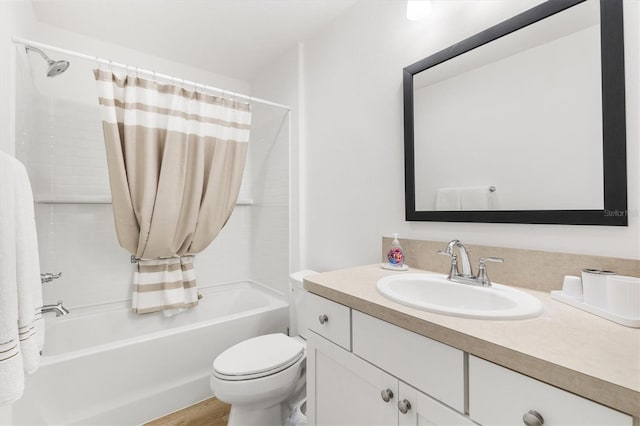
403 0 627 225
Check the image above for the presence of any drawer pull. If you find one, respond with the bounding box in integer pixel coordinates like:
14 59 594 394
398 399 411 414
522 410 544 426
380 388 394 403
318 314 329 324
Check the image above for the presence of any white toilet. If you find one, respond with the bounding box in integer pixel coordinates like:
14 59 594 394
210 270 315 426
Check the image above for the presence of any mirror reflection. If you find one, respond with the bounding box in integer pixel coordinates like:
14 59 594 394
413 0 602 211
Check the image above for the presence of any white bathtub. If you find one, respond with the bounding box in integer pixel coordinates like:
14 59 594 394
11 281 289 425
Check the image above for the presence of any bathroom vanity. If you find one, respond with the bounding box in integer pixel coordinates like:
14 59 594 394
302 265 639 425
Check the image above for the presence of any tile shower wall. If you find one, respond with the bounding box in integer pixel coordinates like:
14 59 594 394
19 94 108 199
14 43 272 308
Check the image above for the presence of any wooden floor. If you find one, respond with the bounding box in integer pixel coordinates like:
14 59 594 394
144 397 230 426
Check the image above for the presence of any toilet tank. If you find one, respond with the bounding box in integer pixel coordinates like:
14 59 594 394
288 270 317 339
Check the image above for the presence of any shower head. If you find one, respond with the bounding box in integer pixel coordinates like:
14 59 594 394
25 45 70 77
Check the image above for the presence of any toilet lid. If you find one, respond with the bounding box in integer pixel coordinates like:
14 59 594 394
213 333 305 380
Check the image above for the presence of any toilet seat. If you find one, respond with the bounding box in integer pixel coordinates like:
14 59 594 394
213 333 305 381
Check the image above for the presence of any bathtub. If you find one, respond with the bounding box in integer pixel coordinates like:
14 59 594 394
11 281 289 425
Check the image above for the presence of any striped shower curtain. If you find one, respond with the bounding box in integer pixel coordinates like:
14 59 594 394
94 70 251 315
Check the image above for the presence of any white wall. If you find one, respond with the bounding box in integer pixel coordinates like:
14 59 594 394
302 0 640 272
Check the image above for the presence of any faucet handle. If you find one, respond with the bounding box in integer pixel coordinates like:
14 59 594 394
477 257 504 286
479 257 504 264
438 250 459 279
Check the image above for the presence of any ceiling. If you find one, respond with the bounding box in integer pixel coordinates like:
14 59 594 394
30 0 358 81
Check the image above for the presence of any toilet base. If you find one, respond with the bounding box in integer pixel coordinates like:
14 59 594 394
228 403 281 426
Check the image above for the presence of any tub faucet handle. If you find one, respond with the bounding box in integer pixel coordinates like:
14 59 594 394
41 272 62 284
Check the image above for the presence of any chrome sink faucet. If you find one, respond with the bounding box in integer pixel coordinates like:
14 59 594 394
439 239 473 278
41 300 70 317
438 240 503 287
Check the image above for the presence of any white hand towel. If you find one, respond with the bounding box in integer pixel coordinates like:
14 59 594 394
435 187 462 210
0 151 43 405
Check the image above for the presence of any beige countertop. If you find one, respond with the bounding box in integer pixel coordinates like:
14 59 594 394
303 264 640 418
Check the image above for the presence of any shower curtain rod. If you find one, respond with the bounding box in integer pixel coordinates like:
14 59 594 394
12 36 291 111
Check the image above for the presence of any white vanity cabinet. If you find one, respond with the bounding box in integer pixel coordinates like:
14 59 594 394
304 291 635 426
305 294 471 425
468 356 633 426
307 331 474 426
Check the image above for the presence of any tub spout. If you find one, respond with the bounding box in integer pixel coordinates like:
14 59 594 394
41 300 70 317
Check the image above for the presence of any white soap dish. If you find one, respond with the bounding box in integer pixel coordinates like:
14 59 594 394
551 290 640 328
381 263 409 271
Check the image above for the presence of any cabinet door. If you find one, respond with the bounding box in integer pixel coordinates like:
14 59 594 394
352 310 464 411
397 381 475 426
307 331 397 426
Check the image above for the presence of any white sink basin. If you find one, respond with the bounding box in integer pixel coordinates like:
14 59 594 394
376 273 543 320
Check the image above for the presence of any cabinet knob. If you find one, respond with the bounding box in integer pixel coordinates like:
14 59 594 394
522 409 544 426
318 314 329 324
398 399 411 414
380 388 394 403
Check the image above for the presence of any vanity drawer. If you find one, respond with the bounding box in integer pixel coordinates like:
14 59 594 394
468 356 632 426
352 310 464 412
301 292 351 350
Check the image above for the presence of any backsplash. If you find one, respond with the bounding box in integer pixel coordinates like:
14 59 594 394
382 237 640 293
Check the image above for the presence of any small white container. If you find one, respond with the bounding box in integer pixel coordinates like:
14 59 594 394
606 275 640 319
582 269 615 310
561 275 583 299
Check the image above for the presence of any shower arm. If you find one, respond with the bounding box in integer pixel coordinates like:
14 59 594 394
25 45 54 64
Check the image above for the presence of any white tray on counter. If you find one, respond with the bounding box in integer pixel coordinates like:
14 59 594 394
551 290 640 328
